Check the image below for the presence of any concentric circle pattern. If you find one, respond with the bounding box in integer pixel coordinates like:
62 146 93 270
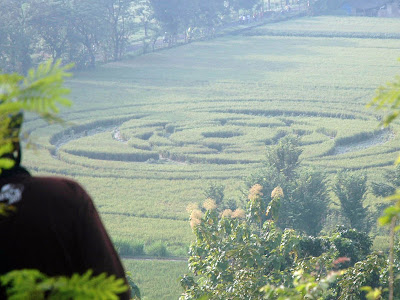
20 16 400 257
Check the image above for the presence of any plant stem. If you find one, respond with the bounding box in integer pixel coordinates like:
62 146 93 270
389 216 396 300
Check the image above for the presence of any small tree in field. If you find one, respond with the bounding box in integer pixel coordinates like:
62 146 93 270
247 136 329 236
333 170 370 233
203 182 225 207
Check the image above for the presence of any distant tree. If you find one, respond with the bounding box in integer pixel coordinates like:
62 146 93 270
135 0 154 38
135 0 161 52
230 0 260 12
247 136 329 236
150 0 230 43
288 169 329 236
28 0 111 69
264 135 302 179
0 0 33 73
150 0 197 38
204 182 225 207
103 0 138 61
333 170 370 233
196 0 226 28
28 0 72 61
372 165 400 198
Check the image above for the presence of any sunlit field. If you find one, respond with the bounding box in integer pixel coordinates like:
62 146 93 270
123 259 188 300
22 15 400 298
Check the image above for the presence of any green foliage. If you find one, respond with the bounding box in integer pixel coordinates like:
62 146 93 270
0 60 72 176
333 170 370 232
330 227 372 266
247 136 329 235
182 208 289 299
335 254 386 299
203 183 225 206
182 188 337 299
372 165 400 198
0 60 72 117
261 269 339 299
368 65 400 128
181 186 375 299
265 135 302 179
126 271 142 300
0 269 128 300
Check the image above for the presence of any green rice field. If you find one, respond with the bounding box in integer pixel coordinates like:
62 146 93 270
123 259 188 300
21 16 400 299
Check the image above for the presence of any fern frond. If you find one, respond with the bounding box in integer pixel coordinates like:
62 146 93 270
49 270 128 300
0 60 73 172
1 269 47 300
1 269 129 300
19 60 73 115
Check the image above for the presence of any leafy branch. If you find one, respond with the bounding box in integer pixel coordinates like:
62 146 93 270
0 59 72 171
1 269 128 300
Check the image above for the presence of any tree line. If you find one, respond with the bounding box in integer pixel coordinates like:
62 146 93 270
0 0 269 73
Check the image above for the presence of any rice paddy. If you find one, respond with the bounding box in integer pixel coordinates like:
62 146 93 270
21 15 400 299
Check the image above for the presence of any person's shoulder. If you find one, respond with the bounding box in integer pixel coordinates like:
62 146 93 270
30 176 83 190
28 176 91 205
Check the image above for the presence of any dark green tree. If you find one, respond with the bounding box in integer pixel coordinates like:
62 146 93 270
333 170 370 233
265 135 302 179
247 136 329 236
203 182 224 206
288 169 329 236
372 164 400 198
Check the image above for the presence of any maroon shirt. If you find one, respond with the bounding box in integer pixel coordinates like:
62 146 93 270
0 167 130 299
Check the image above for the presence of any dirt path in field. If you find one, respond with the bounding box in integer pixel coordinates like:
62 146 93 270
51 125 118 158
121 256 187 262
330 129 395 156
